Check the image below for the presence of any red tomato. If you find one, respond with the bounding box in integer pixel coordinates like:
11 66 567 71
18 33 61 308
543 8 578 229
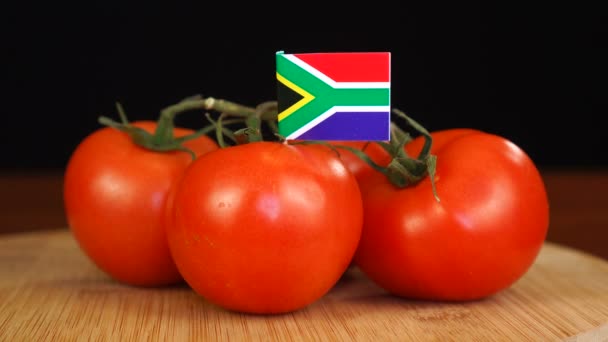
354 129 550 300
326 141 390 269
331 141 391 185
64 121 218 286
165 141 363 314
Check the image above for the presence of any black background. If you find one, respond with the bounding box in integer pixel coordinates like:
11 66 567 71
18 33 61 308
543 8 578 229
4 6 606 171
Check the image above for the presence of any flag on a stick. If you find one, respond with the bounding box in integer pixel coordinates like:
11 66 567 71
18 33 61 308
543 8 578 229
276 51 391 141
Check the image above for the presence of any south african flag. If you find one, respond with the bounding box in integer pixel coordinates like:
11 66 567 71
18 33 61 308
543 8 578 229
276 51 391 141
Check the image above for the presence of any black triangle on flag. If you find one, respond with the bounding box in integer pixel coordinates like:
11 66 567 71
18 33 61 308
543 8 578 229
277 79 304 113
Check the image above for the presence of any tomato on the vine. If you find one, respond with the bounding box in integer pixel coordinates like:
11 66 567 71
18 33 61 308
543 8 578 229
354 128 550 301
64 120 218 286
165 141 363 314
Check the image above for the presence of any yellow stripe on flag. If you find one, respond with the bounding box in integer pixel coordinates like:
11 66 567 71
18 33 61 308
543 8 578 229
276 72 315 121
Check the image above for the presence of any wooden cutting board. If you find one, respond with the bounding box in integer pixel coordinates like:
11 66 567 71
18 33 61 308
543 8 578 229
1 229 607 341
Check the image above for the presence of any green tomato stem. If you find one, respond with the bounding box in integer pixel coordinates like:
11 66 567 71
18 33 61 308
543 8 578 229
99 98 227 159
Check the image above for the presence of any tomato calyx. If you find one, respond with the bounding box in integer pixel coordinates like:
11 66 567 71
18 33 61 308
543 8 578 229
98 95 260 158
383 109 438 200
98 103 202 159
207 100 280 147
232 101 278 144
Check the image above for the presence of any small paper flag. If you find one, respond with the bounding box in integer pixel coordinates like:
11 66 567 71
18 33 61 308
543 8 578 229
276 51 391 141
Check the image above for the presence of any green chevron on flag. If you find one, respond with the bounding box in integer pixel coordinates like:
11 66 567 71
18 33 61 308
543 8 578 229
276 51 391 141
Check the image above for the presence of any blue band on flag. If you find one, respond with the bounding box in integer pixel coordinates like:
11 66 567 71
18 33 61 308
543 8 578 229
297 111 390 141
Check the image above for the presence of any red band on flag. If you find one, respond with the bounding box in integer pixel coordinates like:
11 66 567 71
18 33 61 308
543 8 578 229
293 52 390 83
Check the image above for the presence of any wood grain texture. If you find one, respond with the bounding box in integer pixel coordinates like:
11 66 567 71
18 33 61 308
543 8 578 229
1 230 607 341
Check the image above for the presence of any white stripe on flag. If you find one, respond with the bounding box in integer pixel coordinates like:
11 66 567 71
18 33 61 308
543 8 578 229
284 54 390 89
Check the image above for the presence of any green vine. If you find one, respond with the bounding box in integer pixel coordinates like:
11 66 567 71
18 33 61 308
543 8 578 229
100 95 439 201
